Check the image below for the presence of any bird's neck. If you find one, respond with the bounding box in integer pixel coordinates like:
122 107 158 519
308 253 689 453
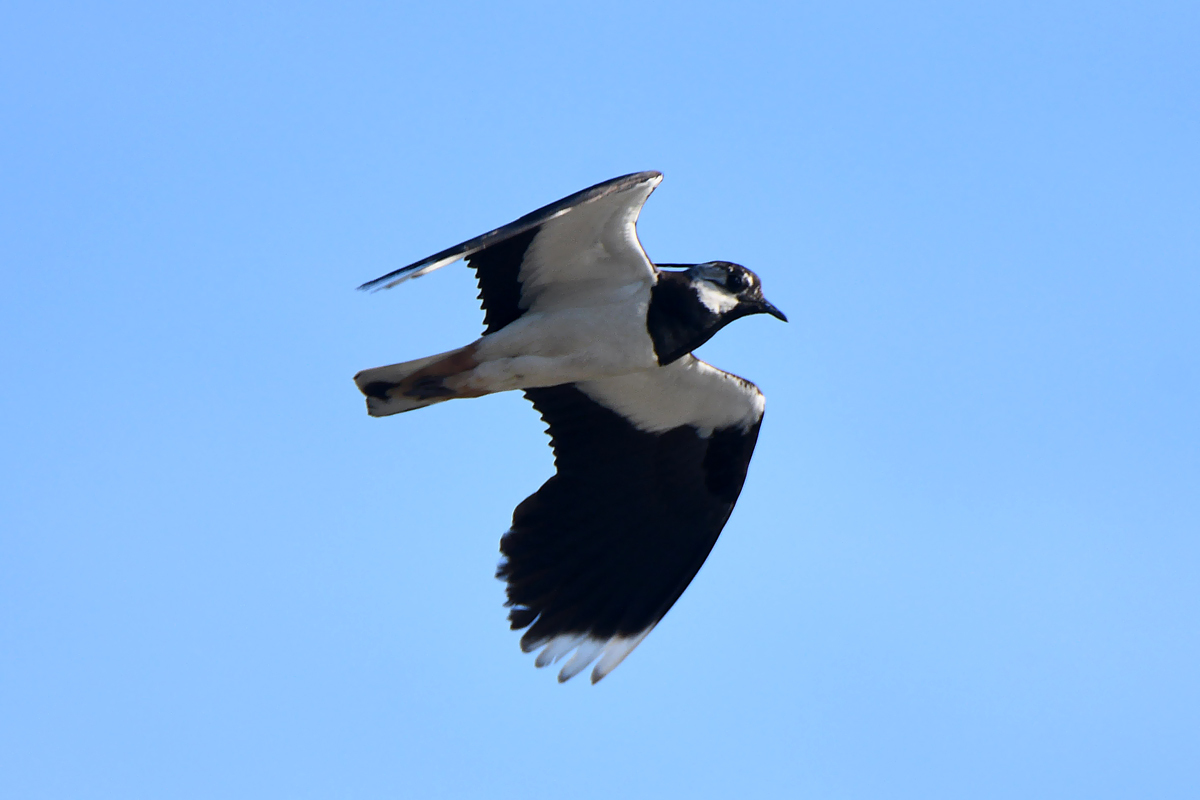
646 271 728 365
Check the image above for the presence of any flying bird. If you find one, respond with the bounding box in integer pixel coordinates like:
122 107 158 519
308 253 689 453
354 171 786 683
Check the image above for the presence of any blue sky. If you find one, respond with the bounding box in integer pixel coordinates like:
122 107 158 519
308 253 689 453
2 2 1197 798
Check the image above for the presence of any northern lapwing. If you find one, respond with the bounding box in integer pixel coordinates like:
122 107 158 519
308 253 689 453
355 171 786 682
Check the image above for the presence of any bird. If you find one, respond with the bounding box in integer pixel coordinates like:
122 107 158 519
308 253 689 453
354 171 786 683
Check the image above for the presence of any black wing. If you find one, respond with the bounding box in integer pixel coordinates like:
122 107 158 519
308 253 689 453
497 377 762 682
467 227 538 334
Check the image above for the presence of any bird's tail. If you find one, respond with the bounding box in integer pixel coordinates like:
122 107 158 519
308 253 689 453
353 344 480 417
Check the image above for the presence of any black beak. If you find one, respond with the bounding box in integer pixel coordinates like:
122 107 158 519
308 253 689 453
757 299 788 322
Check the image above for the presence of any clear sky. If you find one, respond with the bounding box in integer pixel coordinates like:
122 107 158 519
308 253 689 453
2 2 1197 798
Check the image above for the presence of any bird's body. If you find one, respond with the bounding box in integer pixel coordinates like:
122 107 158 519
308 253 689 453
355 171 785 682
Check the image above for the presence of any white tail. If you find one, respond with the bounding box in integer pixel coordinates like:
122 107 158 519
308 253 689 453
353 348 463 417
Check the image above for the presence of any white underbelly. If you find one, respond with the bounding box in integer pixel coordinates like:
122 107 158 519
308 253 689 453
463 302 657 391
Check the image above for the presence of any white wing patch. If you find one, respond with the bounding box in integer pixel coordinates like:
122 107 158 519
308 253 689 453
357 171 662 294
519 175 660 312
577 356 765 434
530 628 657 683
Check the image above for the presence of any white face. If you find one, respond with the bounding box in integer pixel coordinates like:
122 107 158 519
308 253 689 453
690 263 741 315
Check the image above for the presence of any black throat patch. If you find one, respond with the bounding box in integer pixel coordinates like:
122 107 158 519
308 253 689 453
645 271 727 365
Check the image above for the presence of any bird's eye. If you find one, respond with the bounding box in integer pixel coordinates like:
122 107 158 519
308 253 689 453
725 271 749 292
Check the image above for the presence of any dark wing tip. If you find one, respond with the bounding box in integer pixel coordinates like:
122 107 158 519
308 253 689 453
497 383 761 681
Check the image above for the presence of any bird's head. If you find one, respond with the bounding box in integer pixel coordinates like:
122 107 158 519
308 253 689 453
684 261 788 324
648 260 788 364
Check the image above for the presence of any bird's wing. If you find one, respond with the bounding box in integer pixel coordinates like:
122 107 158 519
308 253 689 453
498 356 765 682
357 171 663 334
